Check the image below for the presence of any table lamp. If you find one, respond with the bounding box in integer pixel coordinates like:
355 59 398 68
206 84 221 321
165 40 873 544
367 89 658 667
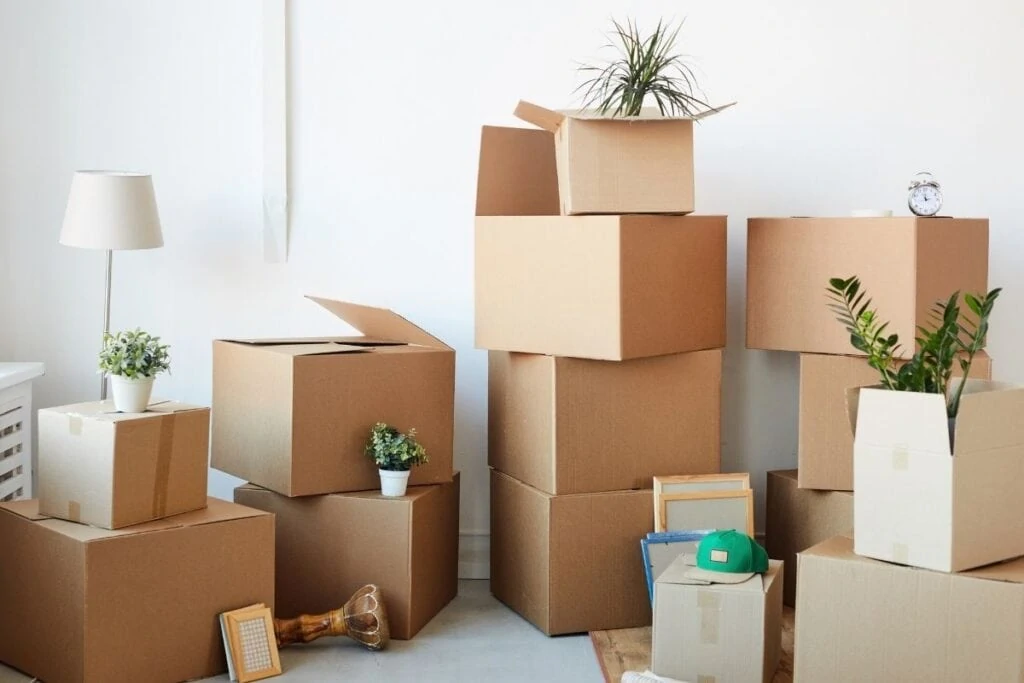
59 171 164 399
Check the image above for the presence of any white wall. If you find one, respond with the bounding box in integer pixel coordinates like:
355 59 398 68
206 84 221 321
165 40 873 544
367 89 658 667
2 0 1023 575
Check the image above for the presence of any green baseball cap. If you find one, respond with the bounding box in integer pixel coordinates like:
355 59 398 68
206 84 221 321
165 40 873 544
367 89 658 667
682 530 769 584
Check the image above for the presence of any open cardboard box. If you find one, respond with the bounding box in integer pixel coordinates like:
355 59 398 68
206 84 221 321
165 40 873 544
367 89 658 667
652 556 782 683
848 379 1024 572
489 349 721 494
798 351 992 491
475 126 727 361
0 498 274 683
746 217 989 356
212 297 454 496
511 100 733 215
37 400 210 529
796 535 1024 682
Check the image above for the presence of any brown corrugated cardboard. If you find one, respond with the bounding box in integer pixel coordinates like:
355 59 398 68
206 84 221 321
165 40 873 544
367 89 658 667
476 218 726 360
511 101 732 215
212 296 454 496
0 497 274 683
652 557 782 683
746 217 989 356
233 473 459 640
798 351 992 491
489 469 653 635
37 400 209 529
796 535 1024 682
850 379 1024 572
765 470 852 606
489 349 721 494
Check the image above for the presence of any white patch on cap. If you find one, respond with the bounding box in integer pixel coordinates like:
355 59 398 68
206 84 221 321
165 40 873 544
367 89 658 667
710 549 729 563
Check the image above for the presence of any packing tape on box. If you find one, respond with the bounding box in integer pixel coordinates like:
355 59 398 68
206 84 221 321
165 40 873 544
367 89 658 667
68 415 83 436
697 590 720 645
152 414 176 518
67 501 81 522
697 676 717 683
892 543 909 564
891 445 909 471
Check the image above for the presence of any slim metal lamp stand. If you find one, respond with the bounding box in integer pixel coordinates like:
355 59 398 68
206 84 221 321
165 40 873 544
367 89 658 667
100 249 112 400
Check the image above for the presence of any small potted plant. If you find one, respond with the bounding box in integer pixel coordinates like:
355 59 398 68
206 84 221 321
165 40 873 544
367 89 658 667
365 422 428 497
98 328 171 412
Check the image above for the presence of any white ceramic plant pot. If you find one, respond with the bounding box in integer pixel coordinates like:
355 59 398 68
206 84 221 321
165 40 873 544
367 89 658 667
110 375 155 413
379 469 411 497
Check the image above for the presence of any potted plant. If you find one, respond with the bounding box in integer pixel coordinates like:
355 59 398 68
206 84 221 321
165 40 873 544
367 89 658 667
575 18 712 117
365 422 428 497
826 276 1000 419
98 328 170 412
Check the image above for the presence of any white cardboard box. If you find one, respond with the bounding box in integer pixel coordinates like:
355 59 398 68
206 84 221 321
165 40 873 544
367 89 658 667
652 556 782 683
849 379 1024 572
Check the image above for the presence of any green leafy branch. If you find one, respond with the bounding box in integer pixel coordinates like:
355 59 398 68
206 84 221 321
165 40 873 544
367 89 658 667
98 328 170 379
365 422 429 472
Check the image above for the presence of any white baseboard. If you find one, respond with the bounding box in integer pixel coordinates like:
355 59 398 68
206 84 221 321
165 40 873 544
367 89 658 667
458 532 490 579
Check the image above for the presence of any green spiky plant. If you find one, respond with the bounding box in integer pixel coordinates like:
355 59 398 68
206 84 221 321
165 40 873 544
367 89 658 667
826 276 1001 418
575 18 713 117
365 422 429 472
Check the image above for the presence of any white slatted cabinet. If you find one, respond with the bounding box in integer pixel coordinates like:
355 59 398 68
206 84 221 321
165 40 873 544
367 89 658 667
0 363 45 501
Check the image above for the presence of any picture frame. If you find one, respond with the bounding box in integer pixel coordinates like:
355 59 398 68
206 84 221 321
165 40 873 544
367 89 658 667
641 529 715 603
653 473 754 535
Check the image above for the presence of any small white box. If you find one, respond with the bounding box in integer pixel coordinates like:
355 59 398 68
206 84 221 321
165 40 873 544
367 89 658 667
0 363 44 501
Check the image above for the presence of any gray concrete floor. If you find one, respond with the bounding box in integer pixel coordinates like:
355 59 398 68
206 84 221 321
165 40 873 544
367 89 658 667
0 580 605 682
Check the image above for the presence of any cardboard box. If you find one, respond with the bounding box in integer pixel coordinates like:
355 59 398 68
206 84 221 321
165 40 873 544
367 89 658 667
0 497 274 683
746 217 989 356
796 535 1024 682
233 472 459 640
489 349 721 494
37 400 209 529
510 101 731 215
212 296 454 496
652 557 783 683
765 470 852 606
489 469 653 635
475 124 727 361
850 379 1024 572
798 352 992 491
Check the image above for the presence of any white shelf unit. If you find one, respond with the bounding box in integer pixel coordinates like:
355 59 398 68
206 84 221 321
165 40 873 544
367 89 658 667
0 363 45 501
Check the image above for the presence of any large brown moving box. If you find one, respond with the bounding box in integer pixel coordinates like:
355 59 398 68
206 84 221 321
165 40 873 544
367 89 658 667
510 101 730 215
798 351 992 491
746 217 988 356
796 536 1024 682
490 469 653 635
37 400 209 529
765 470 852 606
234 473 459 640
489 349 721 495
0 498 274 683
475 125 727 361
213 296 454 496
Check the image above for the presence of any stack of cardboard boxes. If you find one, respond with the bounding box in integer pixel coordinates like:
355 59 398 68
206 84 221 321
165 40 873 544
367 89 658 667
477 103 728 635
213 297 460 640
748 216 992 606
0 400 275 683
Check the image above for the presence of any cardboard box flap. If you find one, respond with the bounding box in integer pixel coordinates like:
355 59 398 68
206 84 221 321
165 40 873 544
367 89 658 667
43 399 207 423
848 387 952 455
305 296 451 350
476 125 559 217
514 100 736 129
954 380 1024 455
2 498 268 541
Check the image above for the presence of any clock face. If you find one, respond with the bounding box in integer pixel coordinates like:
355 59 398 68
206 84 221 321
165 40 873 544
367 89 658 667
909 184 942 216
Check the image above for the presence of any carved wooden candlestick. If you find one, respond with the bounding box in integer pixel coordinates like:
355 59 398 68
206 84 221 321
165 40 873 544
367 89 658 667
273 584 390 651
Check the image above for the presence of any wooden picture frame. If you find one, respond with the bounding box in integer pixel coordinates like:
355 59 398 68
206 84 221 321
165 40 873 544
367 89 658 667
653 473 754 535
220 603 282 683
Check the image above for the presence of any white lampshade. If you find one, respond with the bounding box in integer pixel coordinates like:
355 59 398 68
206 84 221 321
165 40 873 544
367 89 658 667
60 171 164 250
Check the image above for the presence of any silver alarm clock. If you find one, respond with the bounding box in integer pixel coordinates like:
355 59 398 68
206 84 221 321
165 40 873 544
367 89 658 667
908 172 942 217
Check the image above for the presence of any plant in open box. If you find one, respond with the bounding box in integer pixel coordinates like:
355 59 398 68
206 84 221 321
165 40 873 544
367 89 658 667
365 422 429 497
826 275 1000 420
98 328 170 413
